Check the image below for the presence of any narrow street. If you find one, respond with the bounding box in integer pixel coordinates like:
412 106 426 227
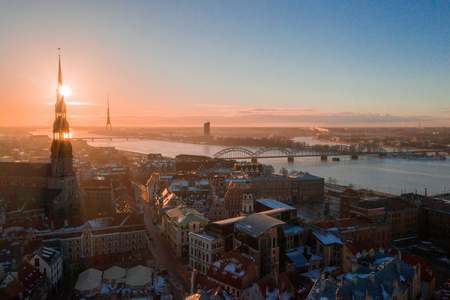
134 183 190 299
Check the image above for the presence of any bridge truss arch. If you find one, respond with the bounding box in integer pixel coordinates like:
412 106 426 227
213 147 255 159
254 147 293 157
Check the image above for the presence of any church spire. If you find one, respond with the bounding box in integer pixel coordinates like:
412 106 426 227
53 50 70 140
58 51 63 88
55 49 67 116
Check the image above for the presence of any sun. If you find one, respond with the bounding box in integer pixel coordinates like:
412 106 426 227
60 86 71 97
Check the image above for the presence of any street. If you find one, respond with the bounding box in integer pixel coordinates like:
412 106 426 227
134 183 190 299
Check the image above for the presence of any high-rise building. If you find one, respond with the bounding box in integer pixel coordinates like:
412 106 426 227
204 121 210 137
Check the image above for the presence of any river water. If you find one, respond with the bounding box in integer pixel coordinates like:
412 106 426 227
32 129 450 196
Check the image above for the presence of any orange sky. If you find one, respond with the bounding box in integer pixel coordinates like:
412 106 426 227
0 2 448 128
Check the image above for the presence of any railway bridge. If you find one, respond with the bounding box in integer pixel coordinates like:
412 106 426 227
213 145 389 162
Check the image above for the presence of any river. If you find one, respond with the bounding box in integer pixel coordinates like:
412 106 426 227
32 129 450 196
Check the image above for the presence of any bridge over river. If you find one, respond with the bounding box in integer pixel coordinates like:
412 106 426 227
213 145 442 162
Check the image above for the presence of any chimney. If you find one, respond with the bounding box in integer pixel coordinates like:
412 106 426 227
369 272 375 283
424 187 427 196
190 269 198 295
352 262 358 273
320 273 326 291
64 219 69 227
415 264 421 277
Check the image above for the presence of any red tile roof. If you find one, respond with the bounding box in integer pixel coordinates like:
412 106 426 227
257 273 294 299
207 247 257 291
342 188 358 195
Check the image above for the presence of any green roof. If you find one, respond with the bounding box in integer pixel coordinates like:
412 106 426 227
165 205 208 226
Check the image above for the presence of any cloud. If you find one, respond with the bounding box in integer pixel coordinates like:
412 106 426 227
64 105 449 127
236 108 315 115
196 103 240 108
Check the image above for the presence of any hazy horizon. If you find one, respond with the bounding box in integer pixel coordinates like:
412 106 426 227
1 1 449 127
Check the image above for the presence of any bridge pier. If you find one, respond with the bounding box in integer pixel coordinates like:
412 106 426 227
351 154 358 160
251 157 258 163
320 155 327 161
287 156 294 163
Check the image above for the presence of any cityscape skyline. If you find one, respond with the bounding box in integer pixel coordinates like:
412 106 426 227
0 1 449 127
0 4 449 296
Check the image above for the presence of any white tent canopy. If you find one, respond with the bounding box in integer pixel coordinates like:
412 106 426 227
74 268 102 293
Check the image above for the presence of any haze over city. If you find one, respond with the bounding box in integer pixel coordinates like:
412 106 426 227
2 2 450 300
0 1 449 127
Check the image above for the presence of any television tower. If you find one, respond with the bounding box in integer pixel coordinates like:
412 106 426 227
106 94 112 130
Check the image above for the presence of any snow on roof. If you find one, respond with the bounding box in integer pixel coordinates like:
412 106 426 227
312 230 347 245
87 217 111 229
256 198 295 210
301 269 321 282
191 232 217 241
287 171 322 180
74 268 102 292
283 225 304 234
223 262 245 277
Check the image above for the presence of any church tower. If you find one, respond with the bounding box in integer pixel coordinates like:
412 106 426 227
48 52 79 218
241 179 254 215
51 54 73 177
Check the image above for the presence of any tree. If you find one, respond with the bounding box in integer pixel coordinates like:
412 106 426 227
327 177 333 185
280 167 288 177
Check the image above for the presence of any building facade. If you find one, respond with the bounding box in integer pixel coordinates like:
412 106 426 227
162 205 209 257
189 231 225 275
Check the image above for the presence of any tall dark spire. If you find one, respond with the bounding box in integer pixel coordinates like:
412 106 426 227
48 50 78 220
55 50 67 118
53 50 70 141
58 52 63 88
106 93 112 130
